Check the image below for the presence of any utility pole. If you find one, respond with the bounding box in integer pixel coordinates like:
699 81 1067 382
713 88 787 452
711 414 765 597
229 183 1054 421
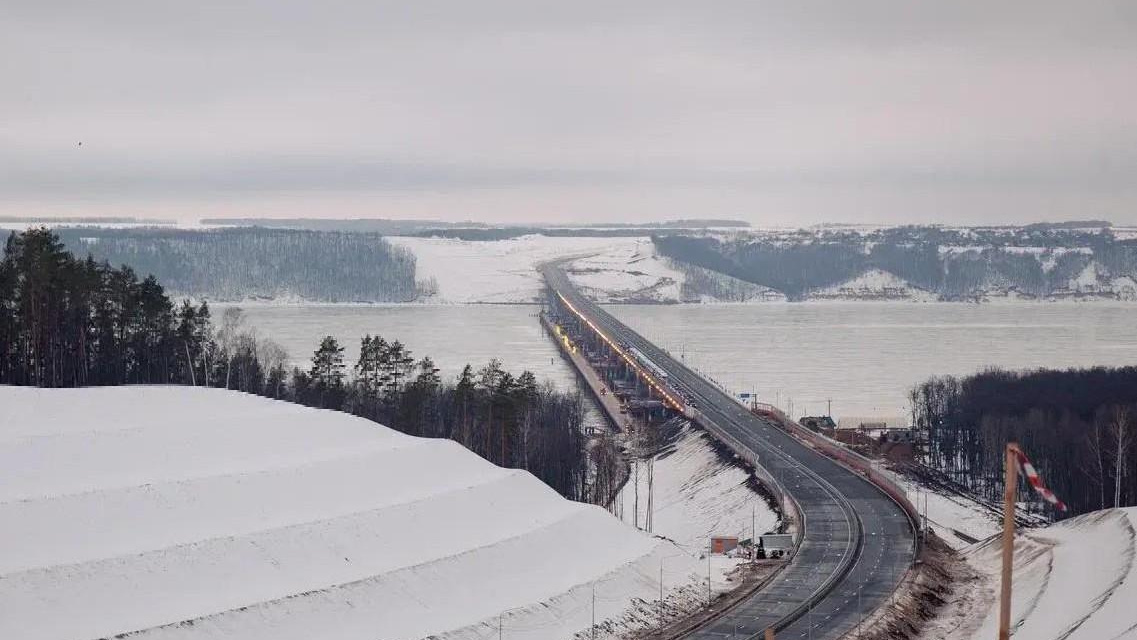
857 586 863 633
499 612 503 640
707 549 712 606
647 457 654 533
752 503 756 562
924 490 930 543
592 583 597 640
659 560 664 629
998 443 1020 640
634 459 640 530
827 398 832 417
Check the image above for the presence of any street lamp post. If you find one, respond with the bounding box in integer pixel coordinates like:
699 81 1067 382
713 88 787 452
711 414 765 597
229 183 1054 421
707 550 712 607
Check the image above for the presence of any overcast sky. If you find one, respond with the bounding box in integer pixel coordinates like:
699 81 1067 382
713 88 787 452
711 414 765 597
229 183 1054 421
3 1 1136 225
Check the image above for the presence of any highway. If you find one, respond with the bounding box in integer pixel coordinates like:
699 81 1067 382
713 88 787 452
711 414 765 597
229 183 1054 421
542 265 915 640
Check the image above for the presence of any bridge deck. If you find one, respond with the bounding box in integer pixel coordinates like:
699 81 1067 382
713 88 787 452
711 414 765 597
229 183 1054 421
542 265 915 640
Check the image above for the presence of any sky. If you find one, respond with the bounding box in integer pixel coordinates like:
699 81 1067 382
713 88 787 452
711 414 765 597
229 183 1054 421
3 1 1136 226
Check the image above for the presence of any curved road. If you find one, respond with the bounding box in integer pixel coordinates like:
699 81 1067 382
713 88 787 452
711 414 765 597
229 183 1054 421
543 265 915 640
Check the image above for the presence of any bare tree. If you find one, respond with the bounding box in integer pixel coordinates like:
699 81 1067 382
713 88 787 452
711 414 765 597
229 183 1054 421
1109 405 1133 508
216 307 245 389
1085 413 1108 511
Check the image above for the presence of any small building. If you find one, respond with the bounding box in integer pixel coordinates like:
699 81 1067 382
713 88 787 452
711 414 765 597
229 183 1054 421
711 536 739 554
834 415 918 461
759 533 794 552
836 416 910 436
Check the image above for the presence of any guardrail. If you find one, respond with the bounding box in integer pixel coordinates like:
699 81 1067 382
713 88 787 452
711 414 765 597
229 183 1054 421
761 405 921 534
687 400 867 636
685 408 804 551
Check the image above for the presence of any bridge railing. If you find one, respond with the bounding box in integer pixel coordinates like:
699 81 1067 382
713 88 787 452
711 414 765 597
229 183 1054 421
685 407 804 553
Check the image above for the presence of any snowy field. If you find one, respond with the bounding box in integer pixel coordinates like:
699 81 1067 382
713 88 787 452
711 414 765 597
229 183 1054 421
564 239 687 303
389 235 754 304
389 235 644 304
0 386 711 640
920 507 1137 640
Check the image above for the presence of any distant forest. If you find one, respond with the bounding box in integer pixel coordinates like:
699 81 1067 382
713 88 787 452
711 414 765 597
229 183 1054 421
200 217 748 235
0 228 607 503
911 367 1137 516
413 226 747 241
654 226 1137 301
200 218 483 234
0 215 170 224
53 227 420 302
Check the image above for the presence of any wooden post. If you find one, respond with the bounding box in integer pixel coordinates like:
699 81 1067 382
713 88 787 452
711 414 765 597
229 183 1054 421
765 628 775 640
998 442 1019 640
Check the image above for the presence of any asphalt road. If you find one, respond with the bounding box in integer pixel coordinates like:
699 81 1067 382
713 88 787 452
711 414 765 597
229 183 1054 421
543 265 915 640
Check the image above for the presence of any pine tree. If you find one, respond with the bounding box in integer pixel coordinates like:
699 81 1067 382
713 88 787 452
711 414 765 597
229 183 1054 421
310 336 346 408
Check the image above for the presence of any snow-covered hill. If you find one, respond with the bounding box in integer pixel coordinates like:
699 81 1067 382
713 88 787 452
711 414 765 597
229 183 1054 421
391 235 768 304
920 508 1137 640
0 386 708 640
563 240 687 303
808 269 938 302
389 235 634 303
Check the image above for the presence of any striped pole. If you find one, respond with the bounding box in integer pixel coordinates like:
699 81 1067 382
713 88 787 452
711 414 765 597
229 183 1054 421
998 443 1019 640
999 443 1067 640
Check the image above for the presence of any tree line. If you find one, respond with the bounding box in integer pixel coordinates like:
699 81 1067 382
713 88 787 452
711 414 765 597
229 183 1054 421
2 228 605 502
54 227 423 302
910 366 1137 516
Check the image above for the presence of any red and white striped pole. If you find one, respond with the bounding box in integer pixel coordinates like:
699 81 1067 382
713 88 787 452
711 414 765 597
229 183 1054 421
998 443 1019 640
999 442 1067 640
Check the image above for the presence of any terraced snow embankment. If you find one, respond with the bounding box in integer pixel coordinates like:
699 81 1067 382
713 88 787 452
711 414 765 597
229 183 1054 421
0 386 707 640
920 508 1137 640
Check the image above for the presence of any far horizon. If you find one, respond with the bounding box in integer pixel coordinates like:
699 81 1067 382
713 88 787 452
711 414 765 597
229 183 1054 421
2 214 1131 231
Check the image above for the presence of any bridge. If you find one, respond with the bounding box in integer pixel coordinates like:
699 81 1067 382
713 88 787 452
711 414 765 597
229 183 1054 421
541 264 917 640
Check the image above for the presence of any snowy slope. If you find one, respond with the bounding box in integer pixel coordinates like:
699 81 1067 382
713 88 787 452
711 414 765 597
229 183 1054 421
389 235 635 303
565 239 687 303
920 508 1137 640
567 240 784 304
0 386 707 640
809 269 937 302
617 424 779 552
390 235 776 304
880 469 1001 550
615 424 780 585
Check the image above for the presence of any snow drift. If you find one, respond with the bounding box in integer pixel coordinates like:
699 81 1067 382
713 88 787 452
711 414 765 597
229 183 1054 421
0 386 705 640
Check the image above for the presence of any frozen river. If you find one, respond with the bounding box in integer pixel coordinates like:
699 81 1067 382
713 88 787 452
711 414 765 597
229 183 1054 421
224 302 1137 421
609 302 1137 419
